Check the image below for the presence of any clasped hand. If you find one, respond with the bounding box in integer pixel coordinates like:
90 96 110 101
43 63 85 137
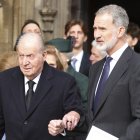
48 111 80 136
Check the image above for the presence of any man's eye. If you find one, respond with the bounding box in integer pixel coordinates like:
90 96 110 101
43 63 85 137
29 55 35 59
78 31 83 35
69 31 75 35
19 55 24 58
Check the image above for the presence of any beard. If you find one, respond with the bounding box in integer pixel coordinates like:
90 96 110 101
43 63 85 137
96 33 118 52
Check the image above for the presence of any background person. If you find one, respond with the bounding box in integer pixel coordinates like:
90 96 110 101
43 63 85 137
46 38 88 140
21 19 42 35
44 45 65 71
126 22 140 53
46 38 88 112
64 19 91 76
89 40 107 64
0 51 18 140
0 51 18 72
14 19 42 51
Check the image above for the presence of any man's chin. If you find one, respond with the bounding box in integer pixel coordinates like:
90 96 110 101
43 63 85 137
73 45 79 48
97 45 107 51
22 71 32 77
73 43 81 48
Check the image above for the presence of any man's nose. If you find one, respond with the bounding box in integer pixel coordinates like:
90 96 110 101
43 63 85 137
73 33 78 38
94 30 101 39
23 57 29 65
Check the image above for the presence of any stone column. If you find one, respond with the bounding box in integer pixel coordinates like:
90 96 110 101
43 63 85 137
0 0 14 51
39 0 71 42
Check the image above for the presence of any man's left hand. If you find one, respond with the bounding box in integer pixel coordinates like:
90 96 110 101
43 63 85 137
62 111 80 131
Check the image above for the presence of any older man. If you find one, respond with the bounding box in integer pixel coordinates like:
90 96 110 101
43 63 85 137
89 40 107 64
0 33 83 140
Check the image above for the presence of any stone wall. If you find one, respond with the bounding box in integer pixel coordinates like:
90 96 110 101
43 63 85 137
0 0 72 52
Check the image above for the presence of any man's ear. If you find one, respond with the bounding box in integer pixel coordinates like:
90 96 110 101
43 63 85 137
118 26 126 38
132 37 138 46
43 51 47 59
84 35 87 42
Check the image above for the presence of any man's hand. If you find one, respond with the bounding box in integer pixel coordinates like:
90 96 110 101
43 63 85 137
62 111 80 131
48 120 65 136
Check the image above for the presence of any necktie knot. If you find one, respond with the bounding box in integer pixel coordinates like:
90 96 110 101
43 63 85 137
28 80 35 90
106 56 112 63
104 57 112 78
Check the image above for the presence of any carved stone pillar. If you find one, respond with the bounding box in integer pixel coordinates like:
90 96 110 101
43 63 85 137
39 2 57 43
39 0 71 42
0 0 72 52
0 0 14 51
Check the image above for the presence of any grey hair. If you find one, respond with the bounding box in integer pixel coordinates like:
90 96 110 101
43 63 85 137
16 33 45 52
95 4 129 32
91 40 107 57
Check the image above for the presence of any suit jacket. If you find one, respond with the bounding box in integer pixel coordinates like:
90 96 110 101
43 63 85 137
0 62 83 140
87 47 140 140
79 52 91 77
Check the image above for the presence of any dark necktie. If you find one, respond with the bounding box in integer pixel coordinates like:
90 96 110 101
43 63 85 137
26 80 35 110
93 57 112 112
71 58 77 70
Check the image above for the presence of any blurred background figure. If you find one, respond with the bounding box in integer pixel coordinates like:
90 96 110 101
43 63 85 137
0 51 18 72
0 51 18 140
44 45 66 71
64 19 91 76
89 40 107 64
126 22 140 53
45 38 73 72
21 19 42 35
46 38 88 140
14 19 42 51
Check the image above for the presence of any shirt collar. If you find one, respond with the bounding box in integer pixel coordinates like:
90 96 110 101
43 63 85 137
24 73 41 85
72 50 84 62
109 43 128 61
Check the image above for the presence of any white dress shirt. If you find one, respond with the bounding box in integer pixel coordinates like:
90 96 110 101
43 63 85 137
109 43 128 75
71 50 84 72
95 43 128 95
24 73 41 95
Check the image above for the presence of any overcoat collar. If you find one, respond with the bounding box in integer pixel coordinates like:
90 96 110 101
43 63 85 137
11 62 54 119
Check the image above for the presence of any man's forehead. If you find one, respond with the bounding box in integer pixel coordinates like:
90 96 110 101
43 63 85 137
94 14 113 25
69 24 82 31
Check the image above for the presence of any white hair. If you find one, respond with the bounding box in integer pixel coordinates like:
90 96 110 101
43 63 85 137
16 33 44 52
95 4 129 32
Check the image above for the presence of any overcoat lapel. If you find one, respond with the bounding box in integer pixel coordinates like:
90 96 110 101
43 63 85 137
94 47 132 117
25 63 53 118
11 67 27 117
88 58 105 120
10 63 54 119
